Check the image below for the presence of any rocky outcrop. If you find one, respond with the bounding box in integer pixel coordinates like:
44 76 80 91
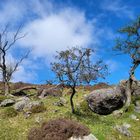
86 86 126 115
14 97 30 111
0 99 15 107
38 85 63 98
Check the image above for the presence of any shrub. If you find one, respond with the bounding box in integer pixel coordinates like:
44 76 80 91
79 100 93 116
2 107 18 118
30 103 46 113
28 118 90 140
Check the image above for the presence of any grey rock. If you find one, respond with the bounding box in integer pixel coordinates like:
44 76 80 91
86 86 126 115
39 85 62 98
59 97 67 104
134 106 140 113
35 116 43 124
23 111 32 119
53 101 64 106
25 101 44 111
115 123 132 137
129 114 139 120
0 99 15 107
14 97 30 111
69 134 98 140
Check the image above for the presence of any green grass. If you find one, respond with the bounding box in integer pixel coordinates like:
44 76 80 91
0 88 140 140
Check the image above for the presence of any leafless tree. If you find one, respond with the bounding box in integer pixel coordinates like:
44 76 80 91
51 47 108 113
114 16 140 110
0 25 30 95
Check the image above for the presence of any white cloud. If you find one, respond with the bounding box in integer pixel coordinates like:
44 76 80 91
19 8 98 60
101 0 135 19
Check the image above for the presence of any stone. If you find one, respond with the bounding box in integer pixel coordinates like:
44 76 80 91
53 101 64 106
14 97 30 111
86 86 126 115
69 134 98 140
38 85 62 98
134 106 140 113
59 97 67 104
0 99 15 107
129 114 139 121
115 123 132 137
35 116 43 124
24 101 45 113
23 111 32 119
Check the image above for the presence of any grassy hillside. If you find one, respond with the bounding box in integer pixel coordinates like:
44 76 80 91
0 86 140 140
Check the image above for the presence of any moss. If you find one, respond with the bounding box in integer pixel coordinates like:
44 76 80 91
1 107 18 118
30 103 46 113
0 95 8 103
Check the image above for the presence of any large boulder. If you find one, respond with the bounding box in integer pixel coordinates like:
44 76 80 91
86 86 126 115
0 99 15 107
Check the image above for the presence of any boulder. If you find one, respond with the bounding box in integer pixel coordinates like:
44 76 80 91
14 97 30 111
39 87 62 98
0 99 15 107
24 101 45 113
86 86 126 115
134 101 140 113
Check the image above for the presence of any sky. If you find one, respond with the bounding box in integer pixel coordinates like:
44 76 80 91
0 0 140 84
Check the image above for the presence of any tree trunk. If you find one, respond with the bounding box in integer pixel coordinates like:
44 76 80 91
124 62 138 111
4 81 10 95
70 87 76 114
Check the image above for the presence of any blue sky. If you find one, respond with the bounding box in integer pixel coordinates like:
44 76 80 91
0 0 140 84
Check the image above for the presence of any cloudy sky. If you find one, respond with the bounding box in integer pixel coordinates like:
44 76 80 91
0 0 140 84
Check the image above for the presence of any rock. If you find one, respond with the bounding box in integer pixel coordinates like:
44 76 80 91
53 97 67 107
129 114 139 121
112 110 123 117
134 106 140 113
0 99 15 107
14 97 30 111
35 116 43 124
23 111 32 119
135 100 140 106
16 97 30 102
134 101 140 113
59 97 67 104
119 80 140 97
24 101 45 113
115 123 132 137
86 86 126 115
38 85 62 98
53 101 64 106
69 134 98 140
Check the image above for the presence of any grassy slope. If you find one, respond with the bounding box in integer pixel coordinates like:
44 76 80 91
0 88 140 140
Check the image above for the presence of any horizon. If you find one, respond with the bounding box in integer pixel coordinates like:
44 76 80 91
0 0 140 84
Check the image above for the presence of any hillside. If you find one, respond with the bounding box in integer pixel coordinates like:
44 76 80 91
0 82 140 140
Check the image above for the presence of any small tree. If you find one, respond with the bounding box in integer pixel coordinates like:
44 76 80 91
0 26 30 95
114 16 140 110
51 47 108 113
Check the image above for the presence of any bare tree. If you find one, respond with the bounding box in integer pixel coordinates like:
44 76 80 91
0 25 30 95
114 16 140 110
51 47 108 113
